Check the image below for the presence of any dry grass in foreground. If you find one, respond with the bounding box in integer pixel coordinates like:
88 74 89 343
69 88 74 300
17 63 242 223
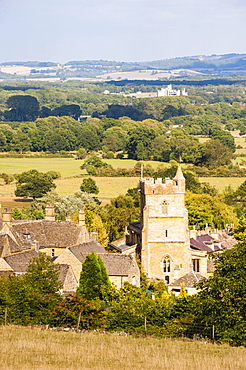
0 326 245 370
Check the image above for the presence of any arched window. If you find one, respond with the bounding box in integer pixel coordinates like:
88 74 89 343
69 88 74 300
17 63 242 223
163 256 171 273
162 200 168 214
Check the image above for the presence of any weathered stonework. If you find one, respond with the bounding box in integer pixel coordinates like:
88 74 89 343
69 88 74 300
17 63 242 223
140 168 192 283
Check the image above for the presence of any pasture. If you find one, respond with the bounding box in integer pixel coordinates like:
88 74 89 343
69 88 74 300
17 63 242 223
0 326 245 370
1 156 246 208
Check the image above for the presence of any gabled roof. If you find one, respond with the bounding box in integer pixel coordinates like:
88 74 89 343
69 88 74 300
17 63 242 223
10 220 87 250
217 232 237 250
190 238 213 252
0 233 22 255
3 249 38 273
70 250 137 276
99 254 137 276
69 241 106 260
169 271 206 288
0 257 13 272
57 264 70 283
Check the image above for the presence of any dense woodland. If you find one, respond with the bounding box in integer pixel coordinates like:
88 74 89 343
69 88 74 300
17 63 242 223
1 79 246 167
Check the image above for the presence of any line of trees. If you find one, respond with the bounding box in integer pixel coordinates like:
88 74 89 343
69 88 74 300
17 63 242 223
0 240 245 346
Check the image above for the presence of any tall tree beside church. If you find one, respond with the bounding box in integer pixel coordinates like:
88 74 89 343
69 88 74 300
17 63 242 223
77 252 111 300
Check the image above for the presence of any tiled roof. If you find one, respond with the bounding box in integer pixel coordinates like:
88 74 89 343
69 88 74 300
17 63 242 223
217 232 237 250
0 257 13 271
70 250 136 276
190 238 212 252
69 241 106 260
169 271 206 288
11 220 85 249
99 254 137 276
196 234 214 243
0 234 22 254
57 264 70 283
4 249 38 273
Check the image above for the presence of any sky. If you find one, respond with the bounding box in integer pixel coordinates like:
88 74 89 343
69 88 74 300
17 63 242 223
1 0 246 63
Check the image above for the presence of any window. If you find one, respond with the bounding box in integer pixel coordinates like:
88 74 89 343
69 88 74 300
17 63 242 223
164 276 170 284
163 257 171 273
161 200 168 214
51 248 55 257
165 230 168 238
25 234 31 241
192 259 200 272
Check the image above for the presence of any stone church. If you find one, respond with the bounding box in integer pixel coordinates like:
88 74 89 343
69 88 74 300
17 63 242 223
110 167 236 293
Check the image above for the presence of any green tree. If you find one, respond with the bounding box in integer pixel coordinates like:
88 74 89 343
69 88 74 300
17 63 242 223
77 148 87 159
24 253 62 295
126 126 156 160
0 173 14 185
15 169 56 199
85 210 109 248
195 237 246 345
185 192 237 229
0 254 61 326
5 95 40 121
11 132 31 153
80 178 99 194
77 252 111 300
196 139 233 168
52 104 82 120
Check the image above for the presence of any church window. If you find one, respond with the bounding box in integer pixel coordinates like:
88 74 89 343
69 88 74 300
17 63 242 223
165 230 168 238
161 201 168 214
164 275 170 284
163 257 171 273
192 259 200 272
51 248 55 257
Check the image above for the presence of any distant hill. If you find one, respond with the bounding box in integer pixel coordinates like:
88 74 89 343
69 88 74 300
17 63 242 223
1 54 246 80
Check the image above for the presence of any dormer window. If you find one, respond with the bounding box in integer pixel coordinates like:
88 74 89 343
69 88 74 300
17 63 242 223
24 234 31 241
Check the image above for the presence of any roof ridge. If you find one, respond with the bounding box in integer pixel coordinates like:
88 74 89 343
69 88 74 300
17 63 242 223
3 248 36 258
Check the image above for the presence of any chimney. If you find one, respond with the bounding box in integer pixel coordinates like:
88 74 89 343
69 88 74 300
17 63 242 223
189 229 197 240
32 240 39 251
2 208 12 225
45 203 55 221
90 231 98 242
78 208 85 226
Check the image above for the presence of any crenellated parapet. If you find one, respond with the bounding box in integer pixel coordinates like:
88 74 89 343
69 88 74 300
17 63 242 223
140 175 185 195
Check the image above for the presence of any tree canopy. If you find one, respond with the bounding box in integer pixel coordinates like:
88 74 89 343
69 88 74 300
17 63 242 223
15 169 56 199
77 252 111 300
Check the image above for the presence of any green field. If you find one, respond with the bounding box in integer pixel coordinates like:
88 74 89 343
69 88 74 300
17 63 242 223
0 326 245 370
0 157 246 209
199 177 246 192
0 158 166 177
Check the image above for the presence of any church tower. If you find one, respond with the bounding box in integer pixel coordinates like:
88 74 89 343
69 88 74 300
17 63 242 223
140 167 191 283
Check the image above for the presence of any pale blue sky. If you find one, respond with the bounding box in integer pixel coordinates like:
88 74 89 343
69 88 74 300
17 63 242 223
1 0 246 63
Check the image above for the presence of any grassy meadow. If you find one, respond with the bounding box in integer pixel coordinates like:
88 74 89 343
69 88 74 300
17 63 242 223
1 154 246 208
0 326 245 370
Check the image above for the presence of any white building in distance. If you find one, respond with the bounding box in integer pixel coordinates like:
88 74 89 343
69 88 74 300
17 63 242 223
157 84 187 97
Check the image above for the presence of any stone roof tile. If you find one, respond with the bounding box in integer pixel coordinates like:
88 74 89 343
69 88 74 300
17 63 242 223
169 271 206 288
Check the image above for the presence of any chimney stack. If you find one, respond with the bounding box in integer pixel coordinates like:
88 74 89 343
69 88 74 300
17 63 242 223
45 203 55 221
78 208 85 226
2 208 12 226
